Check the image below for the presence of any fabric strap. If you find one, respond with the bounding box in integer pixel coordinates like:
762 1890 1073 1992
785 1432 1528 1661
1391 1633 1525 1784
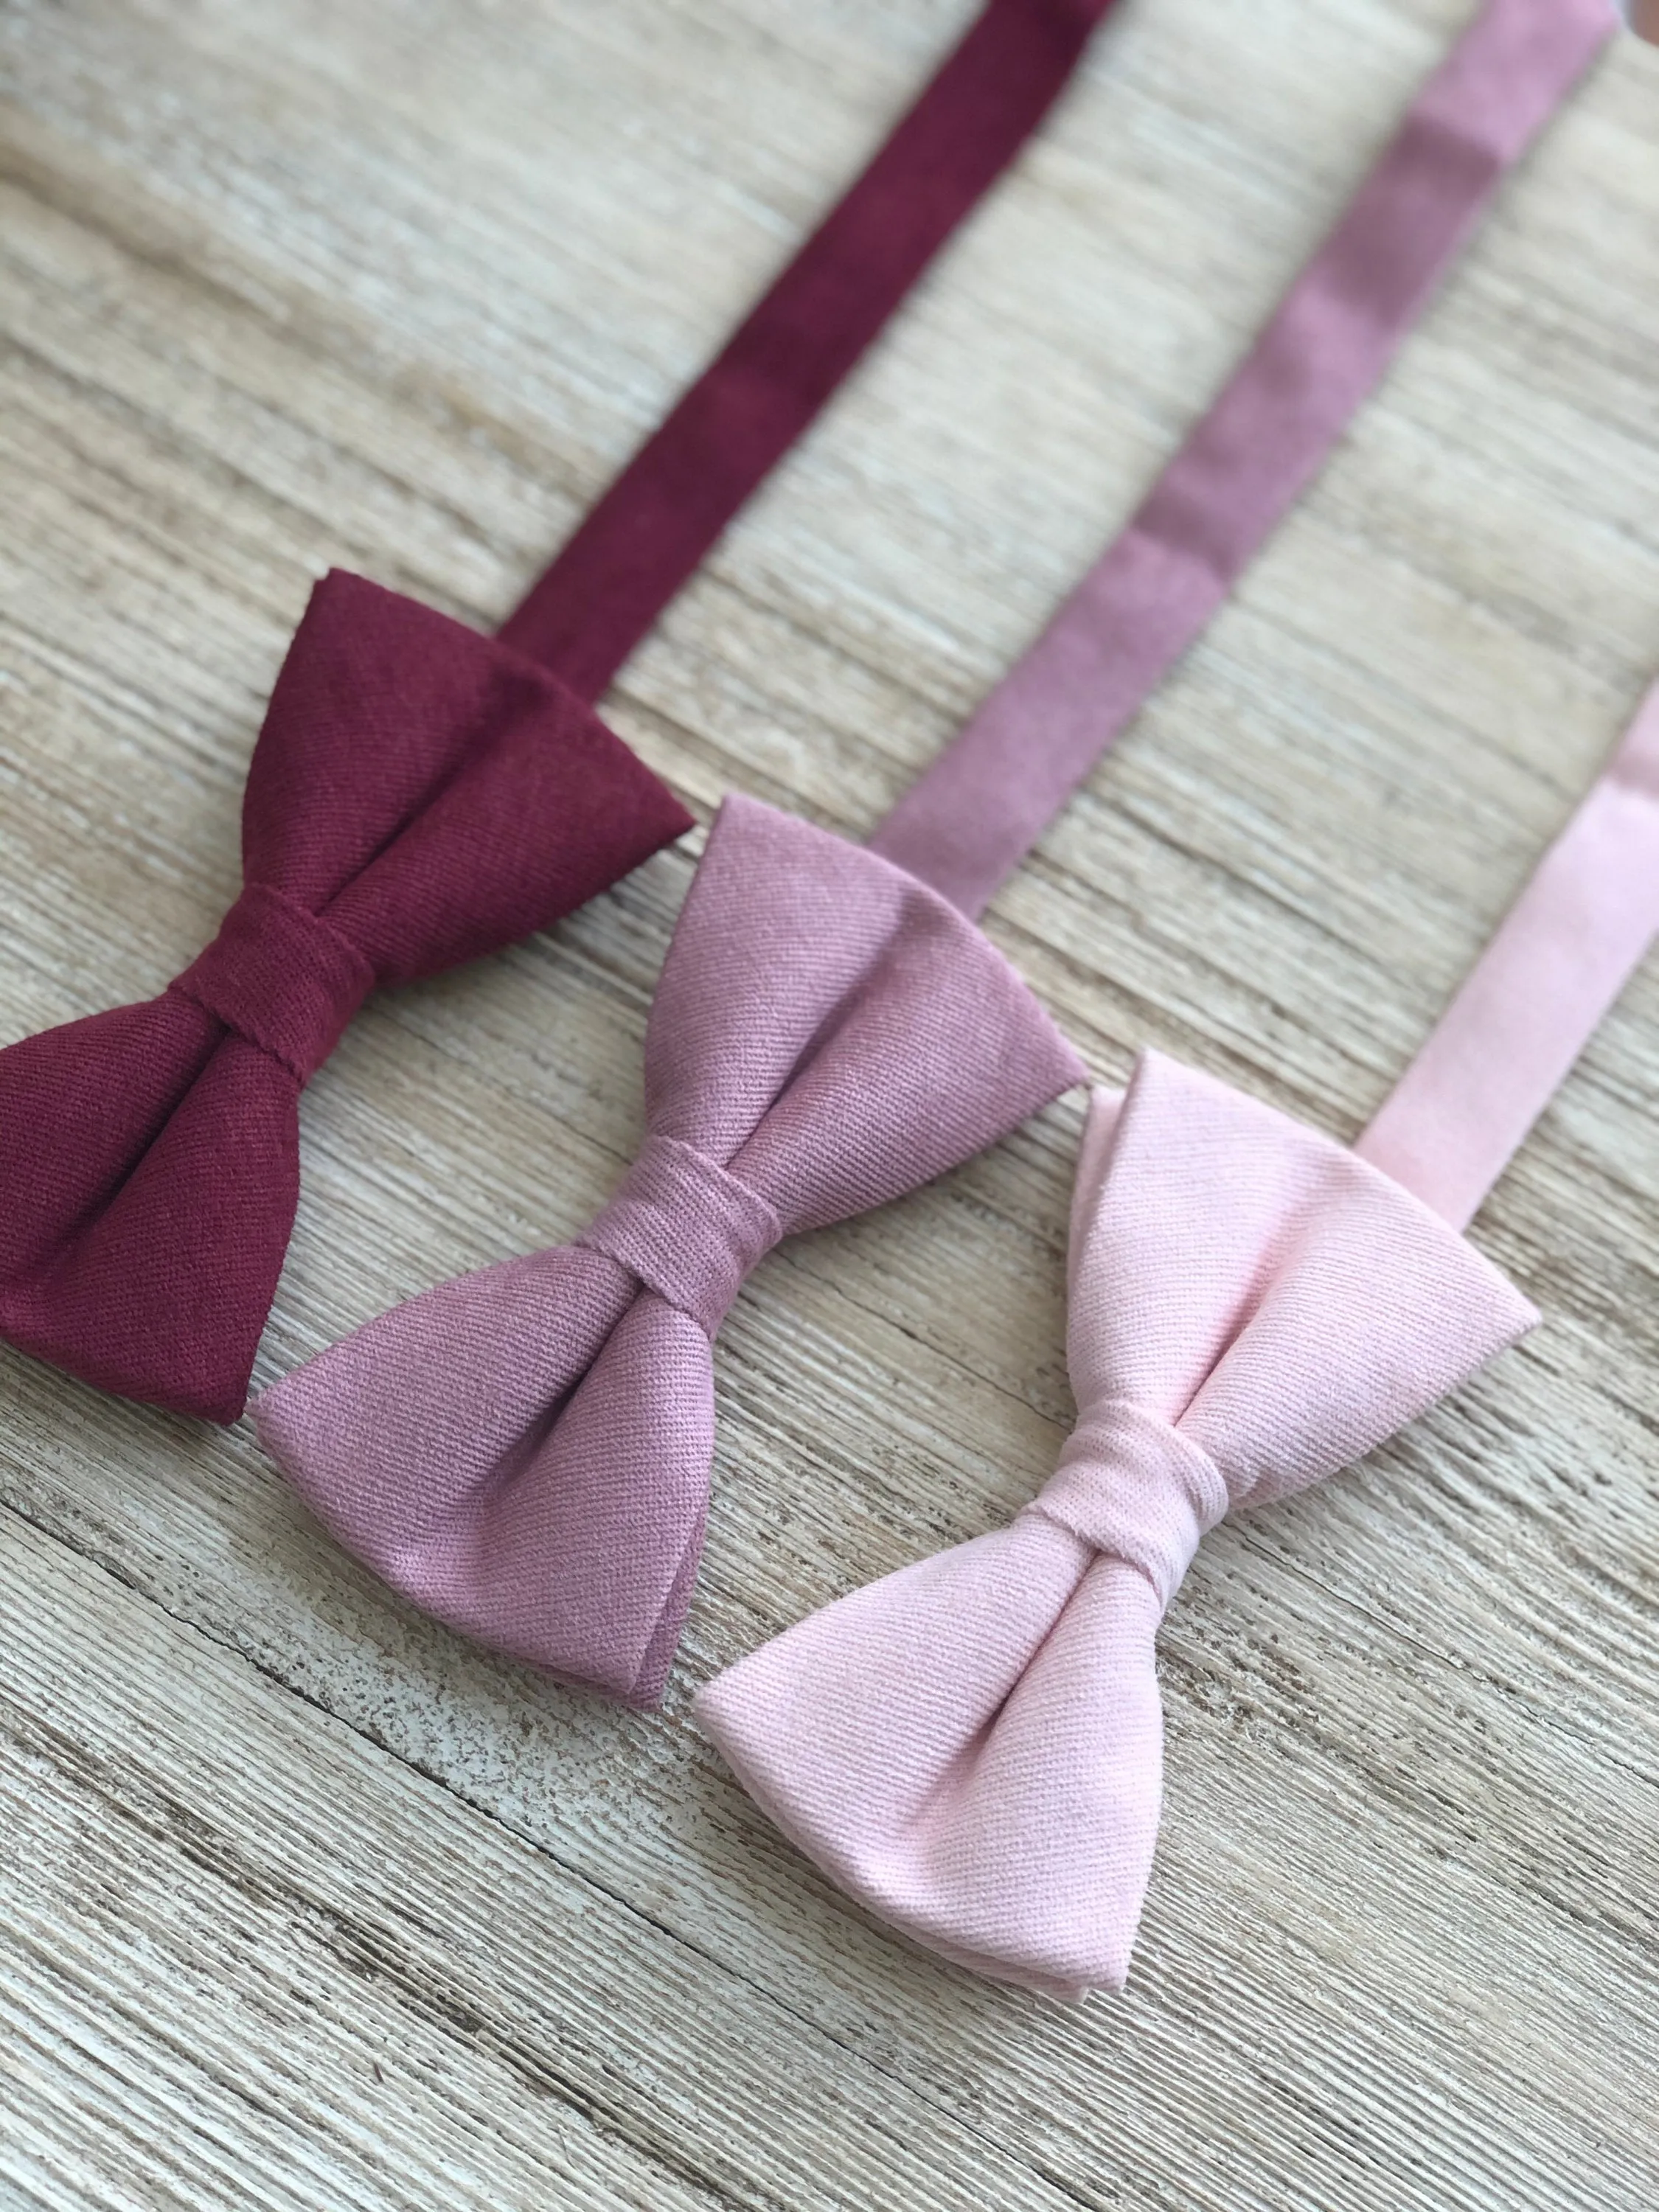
1357 681 1659 1228
868 0 1614 915
498 0 1120 701
858 0 1638 1230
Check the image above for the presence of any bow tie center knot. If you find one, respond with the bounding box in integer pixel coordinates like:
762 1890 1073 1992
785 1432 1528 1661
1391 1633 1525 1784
169 883 375 1085
580 1135 782 1334
1028 1400 1229 1607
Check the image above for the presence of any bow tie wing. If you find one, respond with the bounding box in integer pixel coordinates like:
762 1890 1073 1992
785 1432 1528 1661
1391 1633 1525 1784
257 793 1085 1700
1066 1054 1540 1499
644 795 1088 1223
695 1514 1165 1997
0 995 309 1420
0 571 689 1422
257 1242 718 1704
268 576 693 982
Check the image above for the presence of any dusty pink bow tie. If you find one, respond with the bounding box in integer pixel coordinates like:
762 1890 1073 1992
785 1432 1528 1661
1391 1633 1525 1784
254 0 1607 1700
256 794 1085 1703
697 675 1659 1997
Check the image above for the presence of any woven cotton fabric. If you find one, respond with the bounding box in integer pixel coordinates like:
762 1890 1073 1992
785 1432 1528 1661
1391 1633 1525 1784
695 1054 1538 1996
0 571 691 1422
254 794 1087 1705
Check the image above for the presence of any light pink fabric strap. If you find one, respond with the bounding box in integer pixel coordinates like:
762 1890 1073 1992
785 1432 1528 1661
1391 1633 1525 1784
869 0 1614 916
1357 683 1659 1228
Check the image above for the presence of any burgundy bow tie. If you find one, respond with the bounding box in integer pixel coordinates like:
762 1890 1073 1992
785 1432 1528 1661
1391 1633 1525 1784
0 572 691 1423
1 0 1126 1425
254 793 1086 1705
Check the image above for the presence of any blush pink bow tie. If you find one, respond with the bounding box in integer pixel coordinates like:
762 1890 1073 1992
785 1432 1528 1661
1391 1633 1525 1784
253 0 1608 1702
693 1054 1537 1996
698 685 1659 1996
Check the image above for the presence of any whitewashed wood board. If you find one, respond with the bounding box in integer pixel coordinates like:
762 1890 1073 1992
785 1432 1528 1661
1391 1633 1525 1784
2 1 1658 2205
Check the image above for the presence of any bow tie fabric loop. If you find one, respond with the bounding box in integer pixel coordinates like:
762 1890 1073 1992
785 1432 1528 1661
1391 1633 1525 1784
695 1053 1539 1997
262 1241 722 1705
1029 1399 1228 1607
169 883 377 1086
255 793 1088 1703
0 569 693 1424
577 1135 784 1338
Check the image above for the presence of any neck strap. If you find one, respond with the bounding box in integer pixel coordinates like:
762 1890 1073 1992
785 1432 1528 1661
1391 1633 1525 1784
868 0 1614 914
498 0 1120 701
1357 686 1659 1228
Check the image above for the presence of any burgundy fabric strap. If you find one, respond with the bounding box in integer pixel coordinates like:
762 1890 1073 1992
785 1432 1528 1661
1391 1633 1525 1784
869 0 1614 916
498 0 1120 701
1357 678 1659 1227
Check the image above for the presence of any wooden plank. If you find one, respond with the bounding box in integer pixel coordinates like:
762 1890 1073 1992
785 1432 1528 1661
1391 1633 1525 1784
0 1512 1093 2212
2 1 1658 2205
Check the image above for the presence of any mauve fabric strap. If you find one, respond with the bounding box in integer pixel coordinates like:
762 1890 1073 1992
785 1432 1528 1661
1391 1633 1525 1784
498 0 1120 702
1357 681 1659 1228
869 0 1615 915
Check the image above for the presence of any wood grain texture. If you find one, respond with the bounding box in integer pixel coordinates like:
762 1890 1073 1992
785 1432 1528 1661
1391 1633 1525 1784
2 1 1658 2205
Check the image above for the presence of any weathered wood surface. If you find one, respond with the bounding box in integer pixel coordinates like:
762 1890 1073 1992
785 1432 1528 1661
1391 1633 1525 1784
2 1 1658 2205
